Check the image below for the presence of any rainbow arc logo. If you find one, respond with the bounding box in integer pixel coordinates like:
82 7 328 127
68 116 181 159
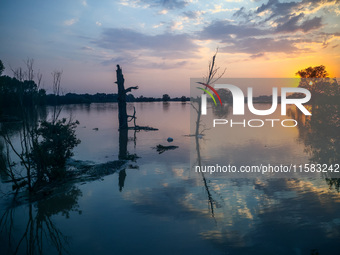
196 82 223 106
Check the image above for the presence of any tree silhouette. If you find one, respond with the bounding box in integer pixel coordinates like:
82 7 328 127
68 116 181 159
0 59 4 76
296 65 328 78
115 65 138 130
162 94 170 102
296 65 339 97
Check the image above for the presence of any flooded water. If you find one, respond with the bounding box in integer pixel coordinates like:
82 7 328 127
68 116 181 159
1 102 340 255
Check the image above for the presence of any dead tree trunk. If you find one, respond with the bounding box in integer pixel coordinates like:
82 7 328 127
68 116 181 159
116 65 128 130
115 65 138 130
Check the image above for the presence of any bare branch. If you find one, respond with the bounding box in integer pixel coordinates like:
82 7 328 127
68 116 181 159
9 65 25 81
51 70 63 122
205 48 226 85
190 102 199 113
125 86 139 93
24 58 34 81
52 70 63 96
36 72 42 89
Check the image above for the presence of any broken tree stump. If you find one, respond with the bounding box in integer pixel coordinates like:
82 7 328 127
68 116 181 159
115 65 138 130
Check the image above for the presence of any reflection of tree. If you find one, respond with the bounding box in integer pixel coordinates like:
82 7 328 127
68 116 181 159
294 104 340 164
162 101 170 112
194 135 216 220
119 169 127 192
0 185 82 254
291 103 340 190
117 127 139 192
0 140 8 180
0 106 47 190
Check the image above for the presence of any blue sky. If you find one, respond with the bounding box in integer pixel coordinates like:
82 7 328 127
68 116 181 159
0 0 339 97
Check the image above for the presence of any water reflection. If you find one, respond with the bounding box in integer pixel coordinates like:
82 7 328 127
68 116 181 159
186 100 340 253
162 102 170 112
290 103 340 189
1 102 340 254
0 106 48 192
117 120 141 191
0 184 82 254
0 140 8 181
292 104 340 166
118 169 127 192
198 178 340 255
191 100 228 220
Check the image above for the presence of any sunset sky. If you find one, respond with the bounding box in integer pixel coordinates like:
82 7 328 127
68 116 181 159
0 0 339 97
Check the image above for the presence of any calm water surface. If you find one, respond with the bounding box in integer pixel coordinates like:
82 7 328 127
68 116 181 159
1 102 340 255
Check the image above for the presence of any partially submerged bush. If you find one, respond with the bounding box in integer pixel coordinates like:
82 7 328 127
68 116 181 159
31 118 81 184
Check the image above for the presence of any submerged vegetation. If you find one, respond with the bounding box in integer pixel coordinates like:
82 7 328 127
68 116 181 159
31 119 81 182
1 117 81 192
0 59 81 193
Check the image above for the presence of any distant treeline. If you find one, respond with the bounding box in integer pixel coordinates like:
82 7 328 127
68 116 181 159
0 74 189 109
46 93 189 105
0 75 46 108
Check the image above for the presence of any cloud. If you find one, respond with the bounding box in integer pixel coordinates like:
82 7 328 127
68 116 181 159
209 4 238 14
145 0 188 9
96 21 102 26
298 16 323 32
146 60 188 69
82 1 87 6
220 37 302 55
64 18 78 26
181 10 205 22
255 0 339 21
256 0 300 18
275 14 323 33
196 0 333 57
120 0 188 10
197 19 315 55
93 28 199 58
120 0 142 8
158 9 168 15
153 22 165 28
250 53 265 59
233 7 252 21
94 0 337 64
101 53 188 69
182 11 199 19
199 20 270 41
101 54 138 66
81 46 93 51
170 21 184 31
